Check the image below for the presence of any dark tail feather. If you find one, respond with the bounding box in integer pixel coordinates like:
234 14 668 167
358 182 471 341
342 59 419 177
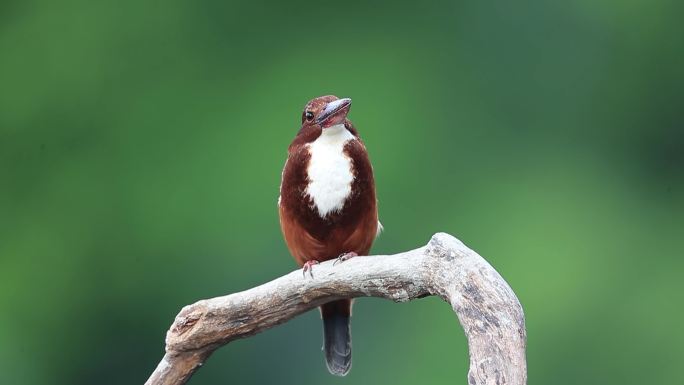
321 300 352 376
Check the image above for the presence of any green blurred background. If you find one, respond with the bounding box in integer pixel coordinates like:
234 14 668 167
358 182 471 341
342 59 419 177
1 0 683 384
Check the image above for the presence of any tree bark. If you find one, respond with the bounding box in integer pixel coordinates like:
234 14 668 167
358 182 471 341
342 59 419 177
145 232 527 385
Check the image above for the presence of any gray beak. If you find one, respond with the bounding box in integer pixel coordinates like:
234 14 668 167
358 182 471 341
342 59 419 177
316 98 352 124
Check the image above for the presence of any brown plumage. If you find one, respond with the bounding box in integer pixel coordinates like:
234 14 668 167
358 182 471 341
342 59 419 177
278 95 379 376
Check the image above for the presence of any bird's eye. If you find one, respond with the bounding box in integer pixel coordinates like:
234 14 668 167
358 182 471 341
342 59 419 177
305 111 314 121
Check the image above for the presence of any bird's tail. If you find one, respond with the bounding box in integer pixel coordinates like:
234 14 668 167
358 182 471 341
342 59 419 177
321 299 352 376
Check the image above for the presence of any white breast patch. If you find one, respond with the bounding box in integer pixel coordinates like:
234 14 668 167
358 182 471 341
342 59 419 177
305 124 355 218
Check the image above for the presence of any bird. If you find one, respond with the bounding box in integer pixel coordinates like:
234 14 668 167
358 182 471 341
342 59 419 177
278 95 380 376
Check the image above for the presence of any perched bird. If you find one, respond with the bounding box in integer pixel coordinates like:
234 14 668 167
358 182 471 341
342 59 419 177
278 95 380 376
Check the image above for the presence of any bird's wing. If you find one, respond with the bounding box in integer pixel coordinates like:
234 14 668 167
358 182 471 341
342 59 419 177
279 205 327 266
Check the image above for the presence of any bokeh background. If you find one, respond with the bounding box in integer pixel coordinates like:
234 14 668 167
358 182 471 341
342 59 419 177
1 1 683 384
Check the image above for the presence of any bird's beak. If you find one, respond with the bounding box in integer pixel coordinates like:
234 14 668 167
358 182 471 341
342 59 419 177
316 98 352 127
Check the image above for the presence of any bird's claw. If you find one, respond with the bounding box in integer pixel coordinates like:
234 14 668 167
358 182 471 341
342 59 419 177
333 252 358 266
302 260 319 278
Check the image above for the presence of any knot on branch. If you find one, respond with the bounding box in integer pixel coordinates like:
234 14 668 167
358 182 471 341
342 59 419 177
427 232 468 261
166 302 208 351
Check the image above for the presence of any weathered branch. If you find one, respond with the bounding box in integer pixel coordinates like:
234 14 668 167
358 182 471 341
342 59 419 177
145 232 527 385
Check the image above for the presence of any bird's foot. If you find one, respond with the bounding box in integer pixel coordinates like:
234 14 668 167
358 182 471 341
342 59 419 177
333 252 358 266
302 260 319 278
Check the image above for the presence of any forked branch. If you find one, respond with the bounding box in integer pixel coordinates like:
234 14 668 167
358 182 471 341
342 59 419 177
145 232 527 385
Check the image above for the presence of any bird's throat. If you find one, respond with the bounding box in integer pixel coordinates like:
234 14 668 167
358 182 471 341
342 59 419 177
304 125 355 218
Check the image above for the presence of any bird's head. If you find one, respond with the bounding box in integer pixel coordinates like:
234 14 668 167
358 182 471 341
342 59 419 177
289 95 358 149
301 95 352 129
